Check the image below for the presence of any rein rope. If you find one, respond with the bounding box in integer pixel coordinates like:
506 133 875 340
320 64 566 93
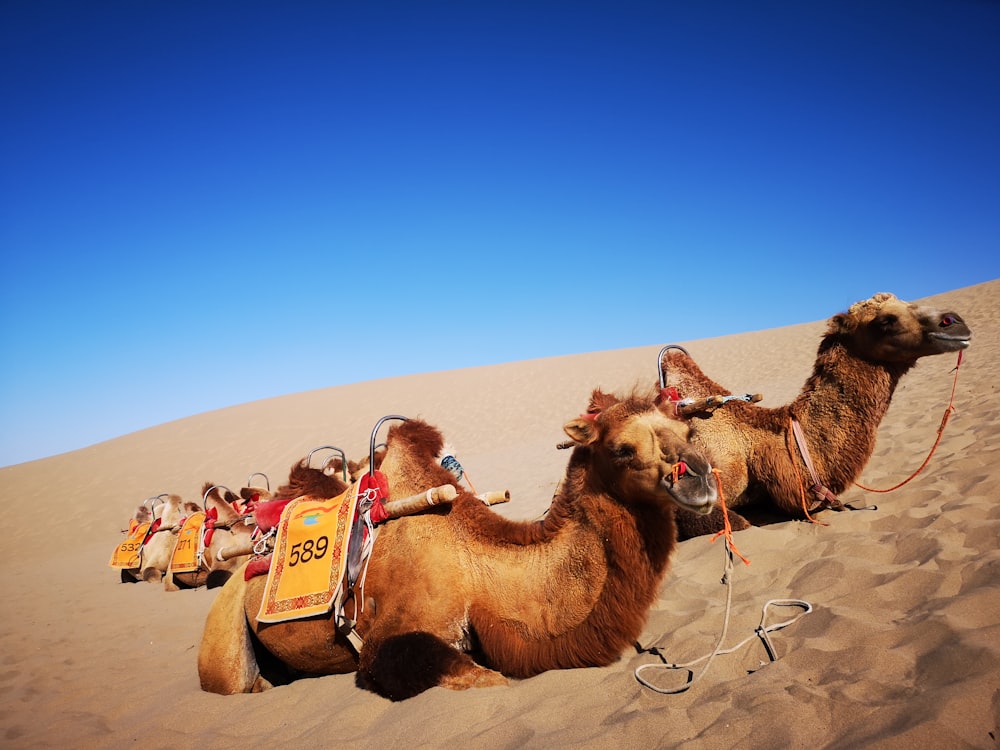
853 350 963 493
635 470 811 694
788 350 963 519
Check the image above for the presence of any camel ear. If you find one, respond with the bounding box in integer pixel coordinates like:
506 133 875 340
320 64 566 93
563 417 598 446
828 312 854 335
587 389 619 414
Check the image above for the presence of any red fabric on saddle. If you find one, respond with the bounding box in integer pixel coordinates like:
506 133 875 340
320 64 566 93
253 498 293 533
659 386 680 402
244 555 272 581
363 470 391 524
203 507 217 547
234 492 258 516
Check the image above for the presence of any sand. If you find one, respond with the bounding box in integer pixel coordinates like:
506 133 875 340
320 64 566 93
1 280 998 749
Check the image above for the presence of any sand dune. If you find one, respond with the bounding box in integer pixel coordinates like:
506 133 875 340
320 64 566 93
1 280 997 749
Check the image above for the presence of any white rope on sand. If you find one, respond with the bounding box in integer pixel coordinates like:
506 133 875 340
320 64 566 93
634 541 812 695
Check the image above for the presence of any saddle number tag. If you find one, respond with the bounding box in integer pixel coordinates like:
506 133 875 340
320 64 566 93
169 512 206 572
109 519 150 569
274 503 341 598
257 483 360 623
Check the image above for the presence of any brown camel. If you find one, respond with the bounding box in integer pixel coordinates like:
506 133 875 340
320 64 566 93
164 484 257 591
116 498 159 583
198 389 718 700
660 292 972 539
136 494 202 583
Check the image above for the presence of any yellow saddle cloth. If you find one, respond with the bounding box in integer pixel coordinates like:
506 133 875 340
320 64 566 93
109 519 151 569
169 511 207 573
257 483 360 624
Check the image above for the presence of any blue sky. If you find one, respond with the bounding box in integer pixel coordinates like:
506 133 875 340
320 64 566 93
1 0 998 467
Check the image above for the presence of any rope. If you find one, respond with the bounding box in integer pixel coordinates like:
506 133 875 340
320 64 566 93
710 468 750 566
787 419 829 526
635 598 813 694
634 537 738 694
853 350 963 493
636 470 781 695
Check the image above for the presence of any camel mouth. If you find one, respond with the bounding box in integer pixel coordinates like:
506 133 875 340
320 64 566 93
662 473 717 515
928 331 971 351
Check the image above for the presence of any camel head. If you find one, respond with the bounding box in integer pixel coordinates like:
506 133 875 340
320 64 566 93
201 482 244 523
377 419 458 499
828 293 972 364
563 389 717 515
157 495 201 525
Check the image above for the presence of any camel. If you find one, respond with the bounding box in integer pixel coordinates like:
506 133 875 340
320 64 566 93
660 292 972 539
163 484 257 591
198 389 718 700
116 499 158 583
129 494 203 583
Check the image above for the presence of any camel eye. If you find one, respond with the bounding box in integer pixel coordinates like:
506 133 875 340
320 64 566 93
611 444 636 462
874 314 898 333
941 315 956 327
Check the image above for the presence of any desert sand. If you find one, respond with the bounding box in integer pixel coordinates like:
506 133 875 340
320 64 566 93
1 280 998 749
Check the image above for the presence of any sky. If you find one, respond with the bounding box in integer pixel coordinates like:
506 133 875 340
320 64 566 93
1 0 998 467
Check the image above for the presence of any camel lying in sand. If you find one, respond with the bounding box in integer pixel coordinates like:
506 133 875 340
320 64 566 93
163 484 257 591
660 292 972 539
129 494 203 583
198 389 718 700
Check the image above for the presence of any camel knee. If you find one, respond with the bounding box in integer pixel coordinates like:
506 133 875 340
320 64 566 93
141 567 163 583
358 632 488 701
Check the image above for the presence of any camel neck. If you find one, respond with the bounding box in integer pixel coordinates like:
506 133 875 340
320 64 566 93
473 466 677 677
790 339 909 491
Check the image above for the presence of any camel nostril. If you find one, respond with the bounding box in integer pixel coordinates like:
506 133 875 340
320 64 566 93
941 315 955 327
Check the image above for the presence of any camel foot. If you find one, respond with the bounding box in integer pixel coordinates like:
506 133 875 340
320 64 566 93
250 675 274 693
359 631 499 701
120 569 140 584
439 665 508 691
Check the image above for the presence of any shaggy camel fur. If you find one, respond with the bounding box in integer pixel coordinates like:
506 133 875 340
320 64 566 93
198 390 717 700
661 292 972 539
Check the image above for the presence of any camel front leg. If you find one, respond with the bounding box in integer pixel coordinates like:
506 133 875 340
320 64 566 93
163 569 180 592
358 631 507 701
